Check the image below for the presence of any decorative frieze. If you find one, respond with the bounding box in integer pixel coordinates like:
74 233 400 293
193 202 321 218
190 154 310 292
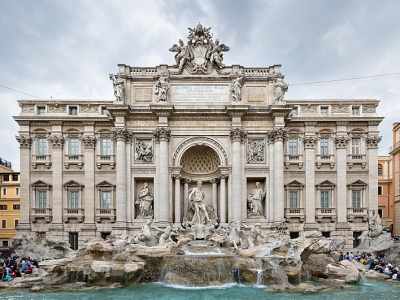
135 139 153 163
48 104 66 113
153 127 171 142
331 103 348 113
21 105 34 113
80 104 99 113
82 136 97 149
48 135 65 149
366 135 382 149
247 140 265 162
229 128 247 143
302 104 317 113
335 136 350 148
16 135 32 149
363 105 377 113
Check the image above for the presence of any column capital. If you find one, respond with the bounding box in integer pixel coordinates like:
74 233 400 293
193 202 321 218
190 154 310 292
82 135 97 149
112 128 130 142
267 128 287 143
229 127 247 143
366 135 382 149
153 127 171 142
303 136 317 149
16 135 32 149
335 136 349 149
48 135 65 149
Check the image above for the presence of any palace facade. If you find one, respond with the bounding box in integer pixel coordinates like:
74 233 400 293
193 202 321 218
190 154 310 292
14 25 383 249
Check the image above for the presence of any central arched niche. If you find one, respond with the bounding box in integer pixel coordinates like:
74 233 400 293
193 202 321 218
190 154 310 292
180 145 220 175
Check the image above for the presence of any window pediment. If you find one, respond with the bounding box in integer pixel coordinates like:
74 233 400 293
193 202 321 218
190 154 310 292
347 180 367 188
285 180 304 188
315 180 336 188
31 180 52 188
64 180 84 188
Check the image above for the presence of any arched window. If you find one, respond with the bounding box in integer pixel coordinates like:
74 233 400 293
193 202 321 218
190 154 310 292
378 164 383 176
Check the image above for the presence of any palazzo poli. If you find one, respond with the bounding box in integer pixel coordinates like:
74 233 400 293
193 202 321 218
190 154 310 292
14 24 383 250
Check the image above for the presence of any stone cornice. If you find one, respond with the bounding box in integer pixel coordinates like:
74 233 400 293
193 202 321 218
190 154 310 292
226 105 250 118
150 104 174 118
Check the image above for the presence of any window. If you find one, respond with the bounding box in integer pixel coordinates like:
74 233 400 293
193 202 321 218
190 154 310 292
37 191 47 208
2 241 8 247
37 138 47 155
378 209 383 218
322 232 331 238
378 186 382 195
320 191 330 208
288 138 298 155
101 232 111 240
37 107 46 115
3 174 9 181
320 138 329 155
12 174 18 181
14 219 19 228
290 232 299 239
290 107 298 116
15 188 19 196
1 220 6 229
70 191 79 208
378 164 383 176
352 138 361 154
352 106 360 115
320 107 328 116
2 188 6 196
69 232 78 250
289 191 299 208
101 107 109 116
101 138 111 155
13 204 20 210
69 106 78 115
0 205 7 210
352 190 362 208
69 138 79 155
102 191 111 208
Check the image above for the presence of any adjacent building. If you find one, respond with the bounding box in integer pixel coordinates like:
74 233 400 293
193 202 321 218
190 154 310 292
14 24 383 249
377 155 394 233
0 159 20 247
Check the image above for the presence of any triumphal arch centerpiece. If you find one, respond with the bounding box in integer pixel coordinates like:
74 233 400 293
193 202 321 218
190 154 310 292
15 23 383 248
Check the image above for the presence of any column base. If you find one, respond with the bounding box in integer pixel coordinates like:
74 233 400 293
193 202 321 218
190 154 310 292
111 222 127 235
48 223 64 240
303 223 320 231
16 222 32 233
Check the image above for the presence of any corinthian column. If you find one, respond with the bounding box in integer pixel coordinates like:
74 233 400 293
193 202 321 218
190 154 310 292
82 136 96 226
48 135 64 229
269 128 286 222
15 135 32 233
303 136 317 225
229 128 246 222
366 134 382 211
153 127 171 223
112 128 129 233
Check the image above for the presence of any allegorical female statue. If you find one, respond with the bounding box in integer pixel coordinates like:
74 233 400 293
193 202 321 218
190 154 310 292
135 182 154 218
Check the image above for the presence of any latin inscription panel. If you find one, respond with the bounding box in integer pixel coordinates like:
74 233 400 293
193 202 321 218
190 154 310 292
170 85 230 102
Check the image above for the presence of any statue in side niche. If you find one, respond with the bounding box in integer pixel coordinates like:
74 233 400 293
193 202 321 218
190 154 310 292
247 182 266 218
230 73 244 102
135 182 154 219
155 71 170 102
273 77 288 103
109 73 125 103
241 222 268 248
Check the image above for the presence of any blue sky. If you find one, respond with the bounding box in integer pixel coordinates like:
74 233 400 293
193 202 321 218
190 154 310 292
1 0 399 171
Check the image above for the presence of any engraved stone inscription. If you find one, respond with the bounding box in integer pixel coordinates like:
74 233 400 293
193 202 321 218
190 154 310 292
170 85 230 102
135 88 153 102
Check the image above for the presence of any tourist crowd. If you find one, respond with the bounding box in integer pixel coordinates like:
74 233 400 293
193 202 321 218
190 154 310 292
0 251 40 282
339 251 400 280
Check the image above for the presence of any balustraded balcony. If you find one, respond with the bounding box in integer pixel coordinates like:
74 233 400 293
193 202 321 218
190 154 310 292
32 154 52 169
284 154 303 169
63 208 85 223
96 154 115 169
30 208 52 223
64 154 84 169
315 154 335 169
315 207 336 222
95 208 116 223
347 154 366 169
347 207 368 222
285 208 304 222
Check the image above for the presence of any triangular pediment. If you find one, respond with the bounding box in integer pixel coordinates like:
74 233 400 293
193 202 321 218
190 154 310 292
347 180 367 188
315 180 336 188
96 181 115 188
31 180 51 187
63 180 84 188
285 180 304 188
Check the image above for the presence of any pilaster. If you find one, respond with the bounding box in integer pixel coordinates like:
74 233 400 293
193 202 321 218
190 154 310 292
303 135 317 226
335 135 350 223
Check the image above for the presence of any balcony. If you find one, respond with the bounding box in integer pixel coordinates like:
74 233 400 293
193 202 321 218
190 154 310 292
315 154 335 169
347 154 366 169
95 208 116 223
284 154 303 169
63 208 85 223
285 208 304 222
30 208 52 223
347 207 368 222
96 155 115 169
315 207 336 222
32 154 52 169
64 154 84 169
